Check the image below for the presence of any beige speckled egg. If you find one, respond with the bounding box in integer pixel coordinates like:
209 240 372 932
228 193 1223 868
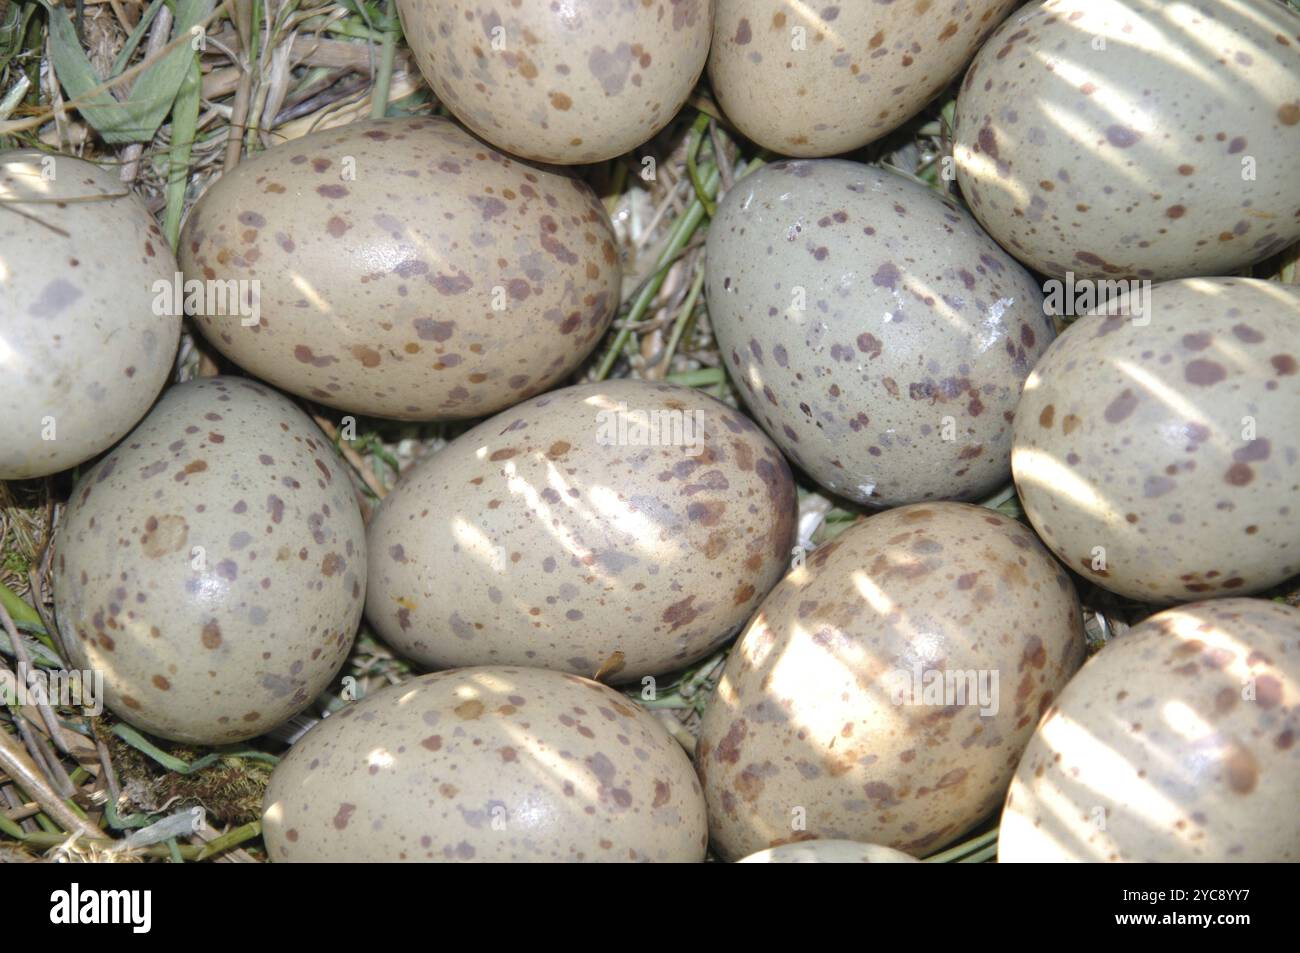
179 117 619 421
1012 278 1300 604
705 160 1053 507
737 840 919 863
1000 598 1300 862
709 1 1017 157
395 0 713 164
262 666 708 861
366 379 796 681
696 502 1086 860
954 0 1300 281
0 151 180 479
52 377 366 744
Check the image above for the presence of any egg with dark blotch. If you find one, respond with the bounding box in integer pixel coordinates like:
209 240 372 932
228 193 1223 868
365 380 796 682
262 666 709 862
52 377 366 745
705 159 1053 507
709 0 1018 157
1012 278 1300 604
395 0 713 165
179 117 620 421
954 0 1300 281
0 151 181 479
696 503 1086 861
737 840 920 864
1000 598 1300 862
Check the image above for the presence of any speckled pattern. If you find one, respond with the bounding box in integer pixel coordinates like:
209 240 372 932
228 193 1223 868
52 377 367 745
397 0 713 164
705 160 1053 507
709 0 1016 157
737 839 919 863
366 379 796 681
1012 278 1300 604
1000 598 1300 862
0 151 181 479
263 666 708 861
696 503 1085 860
954 0 1300 281
179 117 620 421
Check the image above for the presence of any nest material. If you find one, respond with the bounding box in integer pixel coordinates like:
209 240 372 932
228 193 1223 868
0 0 1297 863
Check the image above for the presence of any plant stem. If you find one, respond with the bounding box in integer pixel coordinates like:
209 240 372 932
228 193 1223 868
368 0 398 119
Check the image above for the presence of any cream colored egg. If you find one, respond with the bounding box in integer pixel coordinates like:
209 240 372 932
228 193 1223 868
710 0 1017 157
396 0 713 164
1012 278 1300 603
180 117 619 421
0 151 180 479
697 502 1085 860
53 377 366 744
1000 598 1300 862
263 666 708 861
954 0 1300 280
737 840 919 863
365 380 796 681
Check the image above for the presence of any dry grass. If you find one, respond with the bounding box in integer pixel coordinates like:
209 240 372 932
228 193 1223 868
0 0 1296 863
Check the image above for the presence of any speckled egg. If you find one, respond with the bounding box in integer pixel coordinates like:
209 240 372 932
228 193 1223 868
263 666 708 861
179 117 619 421
705 160 1053 507
0 151 181 479
954 0 1300 281
1012 278 1300 604
709 1 1017 157
1000 598 1300 862
366 379 796 682
696 502 1086 860
52 376 366 745
395 0 713 164
737 840 919 863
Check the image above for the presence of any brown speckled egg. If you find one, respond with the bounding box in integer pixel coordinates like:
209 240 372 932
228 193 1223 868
696 502 1086 860
262 666 708 861
1012 278 1300 604
396 0 713 164
705 160 1053 507
179 117 619 421
1000 598 1300 862
52 377 366 744
366 379 796 682
0 151 180 479
737 840 919 863
709 1 1017 157
954 0 1300 281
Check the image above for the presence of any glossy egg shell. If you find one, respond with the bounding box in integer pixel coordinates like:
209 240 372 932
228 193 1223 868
0 151 180 479
709 0 1017 157
1012 278 1300 603
179 117 620 421
263 666 709 861
696 503 1086 860
365 379 797 681
397 0 713 164
1000 598 1300 862
53 377 366 744
705 159 1053 507
954 0 1300 280
736 840 920 863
